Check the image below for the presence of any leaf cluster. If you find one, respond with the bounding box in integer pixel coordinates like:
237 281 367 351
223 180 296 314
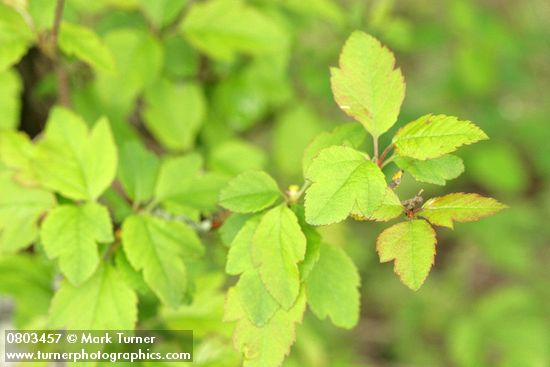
0 2 508 366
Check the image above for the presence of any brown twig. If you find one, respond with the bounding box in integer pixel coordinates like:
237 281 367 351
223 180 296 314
378 143 394 167
55 64 71 107
51 0 65 48
51 0 71 107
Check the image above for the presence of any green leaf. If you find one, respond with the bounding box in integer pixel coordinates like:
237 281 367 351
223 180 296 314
40 203 113 286
219 213 252 246
114 249 151 296
163 172 227 219
153 153 225 218
226 215 260 275
161 273 229 337
392 114 488 160
101 187 133 224
0 130 38 187
304 146 386 225
365 188 404 222
302 123 367 176
272 107 323 180
138 0 187 28
0 169 55 254
395 154 464 185
225 286 306 367
419 193 507 229
0 4 34 72
306 243 360 328
219 171 281 213
376 219 436 290
283 0 344 25
118 140 160 204
235 269 279 327
208 139 267 176
163 34 199 79
96 29 163 113
181 0 288 61
27 0 56 31
0 254 53 327
121 214 203 308
0 130 34 177
0 69 22 130
207 57 291 134
58 22 116 73
142 79 206 151
330 31 405 138
292 205 321 281
252 204 306 309
154 153 202 203
32 108 117 201
48 264 137 330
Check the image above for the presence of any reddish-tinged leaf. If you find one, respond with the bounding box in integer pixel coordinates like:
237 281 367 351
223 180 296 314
419 193 507 229
376 220 436 290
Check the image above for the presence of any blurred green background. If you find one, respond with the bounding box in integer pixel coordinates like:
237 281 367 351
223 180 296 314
1 0 550 366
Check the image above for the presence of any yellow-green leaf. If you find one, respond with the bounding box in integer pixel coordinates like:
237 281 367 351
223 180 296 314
419 193 507 229
142 79 206 151
0 69 22 130
376 219 436 290
154 153 202 204
48 264 137 330
0 168 55 254
121 214 203 308
252 204 306 309
226 215 260 275
305 146 386 225
362 187 404 222
40 203 113 286
235 269 279 327
117 140 160 204
138 0 187 28
96 29 163 113
392 114 488 160
219 171 281 213
208 139 267 176
395 154 464 185
0 4 34 72
59 22 116 73
302 123 366 176
32 108 117 201
305 243 360 329
181 0 288 61
224 286 306 367
330 31 405 138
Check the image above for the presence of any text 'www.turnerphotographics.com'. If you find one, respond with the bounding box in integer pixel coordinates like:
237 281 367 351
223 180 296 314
3 330 193 363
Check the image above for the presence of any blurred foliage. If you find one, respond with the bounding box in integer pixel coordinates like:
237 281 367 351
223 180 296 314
0 0 549 366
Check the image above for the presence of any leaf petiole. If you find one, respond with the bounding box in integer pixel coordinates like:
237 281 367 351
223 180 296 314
381 153 396 168
378 143 394 167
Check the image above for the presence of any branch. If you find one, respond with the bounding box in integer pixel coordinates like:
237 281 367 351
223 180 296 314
55 64 71 107
51 0 65 49
51 0 71 107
